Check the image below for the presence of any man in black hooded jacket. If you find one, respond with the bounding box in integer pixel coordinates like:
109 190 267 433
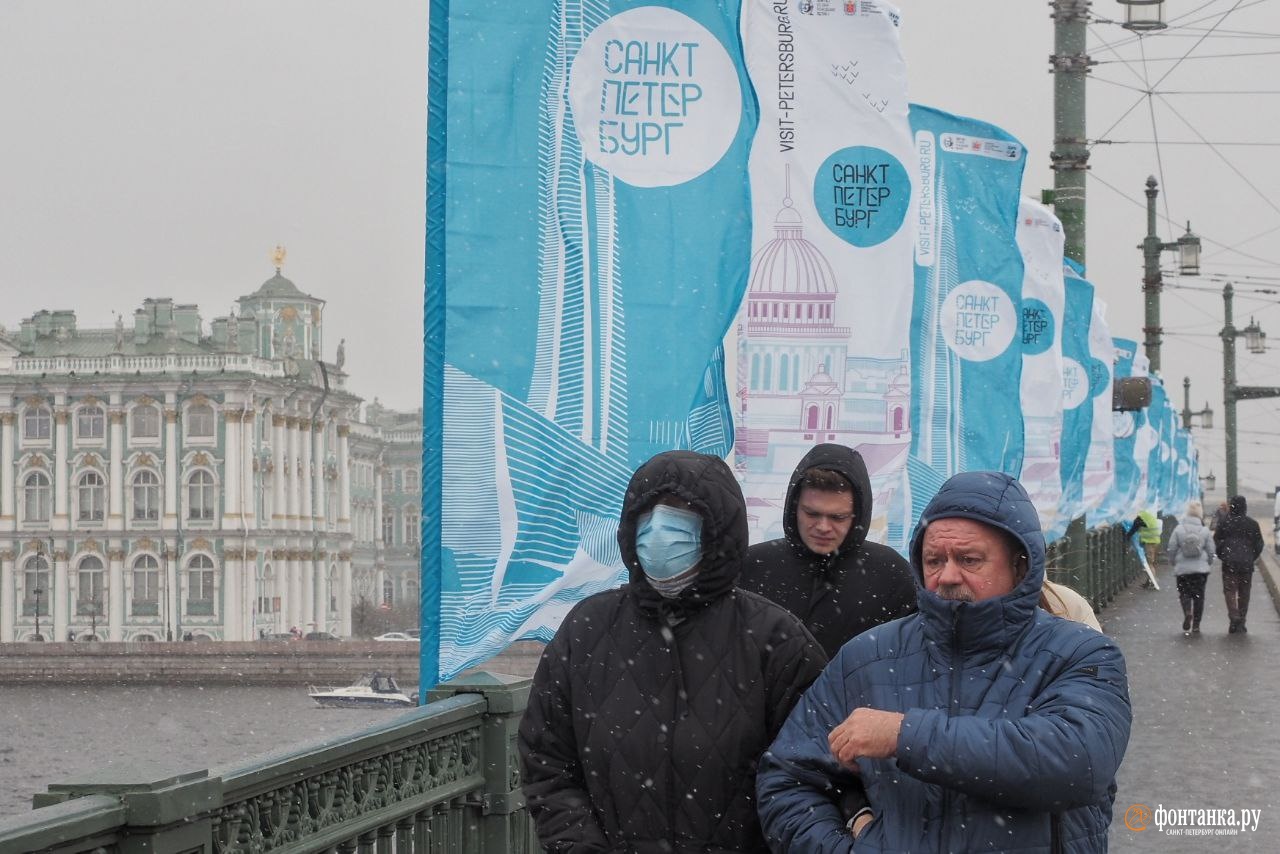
1213 494 1265 633
739 443 917 660
519 450 825 853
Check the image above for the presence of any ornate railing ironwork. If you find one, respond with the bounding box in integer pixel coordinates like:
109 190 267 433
0 672 536 854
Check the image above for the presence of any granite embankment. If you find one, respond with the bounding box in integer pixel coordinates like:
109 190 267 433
0 639 545 685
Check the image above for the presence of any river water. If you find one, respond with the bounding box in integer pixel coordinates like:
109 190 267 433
0 684 417 818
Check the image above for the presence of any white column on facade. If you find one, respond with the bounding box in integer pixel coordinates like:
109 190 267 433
301 548 315 631
223 409 241 522
288 549 302 630
375 564 387 607
52 407 69 532
52 547 69 641
224 549 242 641
315 553 329 633
166 544 179 642
241 410 255 527
300 418 313 532
107 409 125 531
163 407 179 524
0 548 14 642
1 413 15 531
311 420 324 528
286 417 300 532
337 425 351 534
271 415 286 527
373 454 384 551
339 553 352 637
107 544 124 642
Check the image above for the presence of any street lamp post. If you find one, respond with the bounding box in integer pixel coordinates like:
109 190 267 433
1221 283 1280 497
1180 376 1213 431
1050 0 1094 264
1141 177 1201 373
33 587 44 641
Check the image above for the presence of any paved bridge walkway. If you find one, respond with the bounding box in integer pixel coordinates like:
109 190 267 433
1103 543 1280 852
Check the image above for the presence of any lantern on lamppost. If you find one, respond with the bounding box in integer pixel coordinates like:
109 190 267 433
1243 319 1266 355
1118 0 1167 32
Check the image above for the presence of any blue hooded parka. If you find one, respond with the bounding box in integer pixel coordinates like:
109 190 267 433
757 472 1132 852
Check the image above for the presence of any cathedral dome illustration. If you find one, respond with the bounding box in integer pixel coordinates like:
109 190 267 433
747 197 839 298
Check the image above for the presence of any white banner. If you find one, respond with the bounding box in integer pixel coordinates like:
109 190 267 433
1015 198 1066 533
735 0 914 546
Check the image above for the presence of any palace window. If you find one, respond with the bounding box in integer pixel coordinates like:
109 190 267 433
131 470 161 522
404 512 420 545
76 556 105 616
131 554 160 616
24 406 51 441
382 506 395 546
186 403 216 439
404 467 419 493
187 554 215 616
382 470 394 494
77 406 105 441
382 577 394 605
186 470 216 522
131 404 161 440
77 471 105 523
23 555 50 617
23 471 51 523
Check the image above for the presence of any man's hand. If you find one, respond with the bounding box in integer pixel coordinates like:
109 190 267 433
828 707 904 769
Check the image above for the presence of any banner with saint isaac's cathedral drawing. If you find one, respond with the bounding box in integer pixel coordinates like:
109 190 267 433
734 0 915 551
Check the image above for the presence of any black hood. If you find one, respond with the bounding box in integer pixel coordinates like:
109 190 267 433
1230 495 1248 515
781 443 872 559
617 451 747 616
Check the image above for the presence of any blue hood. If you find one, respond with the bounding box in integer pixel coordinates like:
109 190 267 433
908 471 1046 657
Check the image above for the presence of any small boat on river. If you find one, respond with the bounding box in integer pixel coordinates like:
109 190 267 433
308 672 415 708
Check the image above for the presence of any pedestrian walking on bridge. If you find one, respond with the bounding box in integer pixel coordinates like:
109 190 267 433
1167 500 1215 636
1213 495 1264 634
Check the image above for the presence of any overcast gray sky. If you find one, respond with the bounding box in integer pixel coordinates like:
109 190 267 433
3 0 1278 495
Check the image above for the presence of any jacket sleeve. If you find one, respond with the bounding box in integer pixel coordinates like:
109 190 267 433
763 615 829 737
757 660 859 854
518 632 611 853
1166 527 1181 565
895 635 1130 811
1251 521 1265 560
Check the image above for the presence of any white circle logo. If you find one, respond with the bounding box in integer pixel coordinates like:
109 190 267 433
1061 357 1089 410
939 280 1016 362
568 7 742 188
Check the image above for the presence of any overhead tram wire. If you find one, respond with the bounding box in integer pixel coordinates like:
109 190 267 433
1089 0 1250 157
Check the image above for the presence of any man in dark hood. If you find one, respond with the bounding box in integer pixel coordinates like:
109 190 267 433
1212 494 1264 633
519 451 825 853
738 443 916 659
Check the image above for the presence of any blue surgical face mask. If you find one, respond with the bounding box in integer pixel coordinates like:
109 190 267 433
635 504 702 588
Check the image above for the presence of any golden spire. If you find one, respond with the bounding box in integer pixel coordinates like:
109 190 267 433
271 245 287 272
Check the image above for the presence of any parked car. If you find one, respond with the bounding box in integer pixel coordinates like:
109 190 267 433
405 628 420 639
372 631 417 642
303 631 342 641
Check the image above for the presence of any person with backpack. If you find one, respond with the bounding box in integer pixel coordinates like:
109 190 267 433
1167 500 1215 636
1213 495 1265 634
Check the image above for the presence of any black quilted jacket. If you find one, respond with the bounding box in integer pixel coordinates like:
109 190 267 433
739 443 917 659
518 451 826 853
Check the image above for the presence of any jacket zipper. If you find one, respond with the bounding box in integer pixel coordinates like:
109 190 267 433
939 608 963 850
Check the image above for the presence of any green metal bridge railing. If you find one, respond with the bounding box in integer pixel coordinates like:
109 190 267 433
1045 522 1145 613
0 672 537 854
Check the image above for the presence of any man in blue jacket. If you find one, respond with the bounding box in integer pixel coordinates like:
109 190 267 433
757 471 1132 852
